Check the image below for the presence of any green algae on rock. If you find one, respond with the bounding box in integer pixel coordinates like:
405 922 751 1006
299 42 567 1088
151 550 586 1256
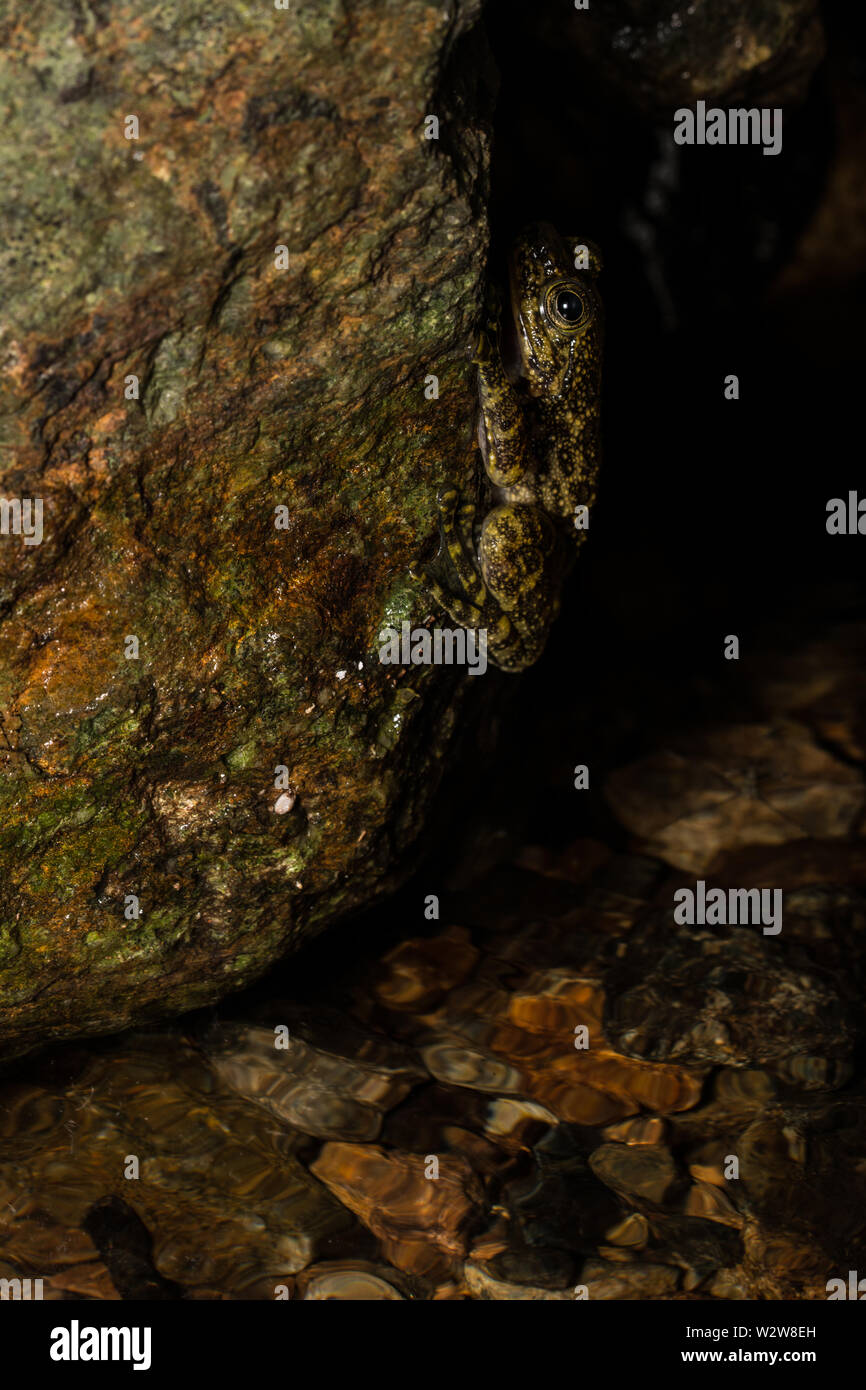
0 0 494 1058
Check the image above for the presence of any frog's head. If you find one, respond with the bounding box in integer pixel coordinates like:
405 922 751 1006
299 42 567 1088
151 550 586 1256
507 222 603 400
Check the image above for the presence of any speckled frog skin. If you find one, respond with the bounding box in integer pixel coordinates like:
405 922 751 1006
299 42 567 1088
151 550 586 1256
412 222 603 672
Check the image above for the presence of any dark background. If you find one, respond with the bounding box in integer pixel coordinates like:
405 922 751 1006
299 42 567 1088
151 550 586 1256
481 0 865 850
280 0 866 989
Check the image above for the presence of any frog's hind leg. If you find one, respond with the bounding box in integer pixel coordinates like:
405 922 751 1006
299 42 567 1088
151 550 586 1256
409 557 526 673
479 504 557 614
475 504 559 670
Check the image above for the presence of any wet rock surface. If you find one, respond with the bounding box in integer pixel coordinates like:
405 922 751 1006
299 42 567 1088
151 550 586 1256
604 722 864 873
603 913 861 1076
0 0 495 1057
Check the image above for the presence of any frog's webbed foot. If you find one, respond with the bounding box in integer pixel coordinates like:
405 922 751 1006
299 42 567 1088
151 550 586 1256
433 485 488 607
409 564 487 635
410 482 488 614
412 562 516 669
411 483 513 662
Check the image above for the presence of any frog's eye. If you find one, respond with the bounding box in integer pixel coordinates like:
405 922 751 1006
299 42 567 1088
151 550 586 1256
545 282 590 331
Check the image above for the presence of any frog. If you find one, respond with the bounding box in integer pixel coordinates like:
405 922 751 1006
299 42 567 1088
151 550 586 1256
410 222 603 672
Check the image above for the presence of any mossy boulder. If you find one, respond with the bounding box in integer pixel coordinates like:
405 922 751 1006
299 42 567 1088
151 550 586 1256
0 0 493 1058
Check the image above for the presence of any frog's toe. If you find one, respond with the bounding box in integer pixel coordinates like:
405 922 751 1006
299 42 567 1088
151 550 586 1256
436 483 460 508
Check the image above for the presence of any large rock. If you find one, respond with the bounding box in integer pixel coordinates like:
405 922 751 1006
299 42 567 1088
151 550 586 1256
0 0 493 1058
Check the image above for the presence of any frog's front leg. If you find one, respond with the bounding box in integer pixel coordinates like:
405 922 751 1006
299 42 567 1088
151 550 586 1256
475 288 529 490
